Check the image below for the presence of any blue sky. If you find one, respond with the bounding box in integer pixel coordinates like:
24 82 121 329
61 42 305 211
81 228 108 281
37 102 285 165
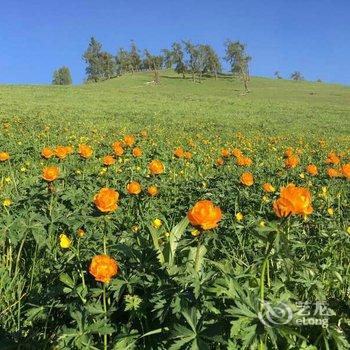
1 0 349 85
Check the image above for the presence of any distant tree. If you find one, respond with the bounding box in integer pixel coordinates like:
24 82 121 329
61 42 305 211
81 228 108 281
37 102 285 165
316 78 322 83
100 52 116 79
115 48 132 74
161 48 173 69
183 41 203 82
290 71 304 81
83 37 104 82
224 40 251 92
144 49 163 84
129 41 141 74
274 71 282 79
171 42 187 78
202 44 221 79
52 66 72 85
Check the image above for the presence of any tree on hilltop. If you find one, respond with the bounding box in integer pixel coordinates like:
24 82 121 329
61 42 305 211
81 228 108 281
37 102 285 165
52 66 72 85
224 40 251 92
144 49 163 84
291 71 304 81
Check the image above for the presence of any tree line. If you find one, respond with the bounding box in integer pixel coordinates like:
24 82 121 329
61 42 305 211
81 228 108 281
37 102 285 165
52 37 316 89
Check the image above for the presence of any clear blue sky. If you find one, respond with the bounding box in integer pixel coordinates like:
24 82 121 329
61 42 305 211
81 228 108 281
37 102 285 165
1 0 349 85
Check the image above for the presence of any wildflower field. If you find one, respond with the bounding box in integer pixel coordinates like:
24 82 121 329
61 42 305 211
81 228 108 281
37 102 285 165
0 71 350 349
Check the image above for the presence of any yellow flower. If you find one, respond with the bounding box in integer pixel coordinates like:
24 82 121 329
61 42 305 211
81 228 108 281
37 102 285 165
327 208 334 216
262 195 270 203
299 172 305 179
235 212 244 221
191 229 200 237
132 225 140 233
59 234 71 249
5 177 11 184
3 198 12 207
20 166 27 172
347 226 350 235
152 219 162 229
259 221 266 227
165 232 170 237
99 168 107 175
77 228 85 238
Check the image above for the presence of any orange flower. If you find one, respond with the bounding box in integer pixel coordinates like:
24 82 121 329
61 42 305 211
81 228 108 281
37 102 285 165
240 172 254 186
236 156 252 166
232 148 243 158
325 152 340 165
103 155 115 166
174 147 184 158
55 146 69 160
126 181 141 195
147 185 158 197
221 148 230 157
284 155 299 168
188 200 222 230
327 168 339 178
132 147 142 157
79 144 93 159
124 135 135 147
41 147 54 159
262 183 275 193
216 158 224 166
148 160 164 175
42 166 59 182
0 152 10 162
273 184 313 218
341 163 350 179
184 151 192 160
306 164 318 176
94 188 119 213
284 147 293 158
89 254 119 283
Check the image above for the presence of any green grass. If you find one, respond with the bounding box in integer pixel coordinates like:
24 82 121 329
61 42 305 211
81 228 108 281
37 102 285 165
0 70 349 139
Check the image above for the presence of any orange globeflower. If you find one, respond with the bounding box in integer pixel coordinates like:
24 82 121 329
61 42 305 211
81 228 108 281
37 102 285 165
236 156 252 166
174 147 184 158
273 184 313 218
55 145 69 160
103 155 115 166
124 135 135 147
284 147 293 158
42 166 59 182
126 181 141 195
89 254 119 283
94 188 119 213
240 172 254 186
306 164 318 176
232 148 243 158
327 168 339 178
284 155 299 168
147 185 158 197
188 200 222 230
341 163 350 179
325 152 340 165
132 147 142 157
221 148 230 158
0 152 10 162
216 158 224 166
262 183 275 193
79 144 93 159
41 147 54 159
184 151 192 160
148 160 164 175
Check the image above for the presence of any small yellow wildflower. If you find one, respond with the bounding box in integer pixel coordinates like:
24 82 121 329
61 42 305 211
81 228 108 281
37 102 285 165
191 229 200 237
235 212 244 221
132 225 140 233
299 172 305 179
20 166 27 172
152 219 162 229
327 208 334 216
77 228 85 238
59 234 71 249
3 198 12 207
259 221 266 227
5 177 11 184
347 226 350 235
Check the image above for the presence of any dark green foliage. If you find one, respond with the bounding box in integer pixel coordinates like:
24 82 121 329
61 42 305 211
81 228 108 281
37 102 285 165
291 71 304 81
52 66 72 85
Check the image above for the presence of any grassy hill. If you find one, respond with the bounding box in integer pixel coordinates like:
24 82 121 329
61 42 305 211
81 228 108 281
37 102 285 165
0 70 349 140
